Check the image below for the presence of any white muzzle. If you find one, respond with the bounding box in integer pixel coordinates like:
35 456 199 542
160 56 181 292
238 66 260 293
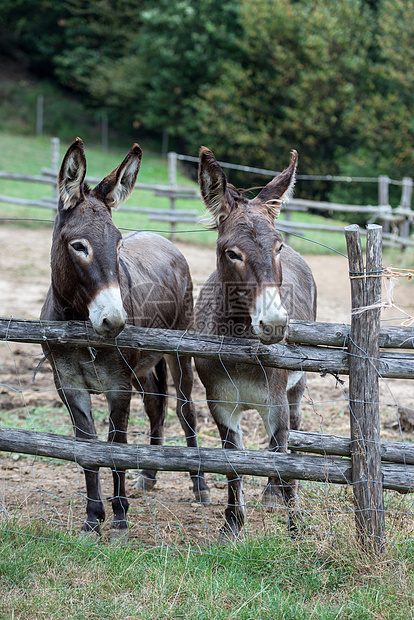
88 285 126 337
250 286 288 343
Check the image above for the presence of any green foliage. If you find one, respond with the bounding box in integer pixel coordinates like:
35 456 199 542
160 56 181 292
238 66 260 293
189 0 375 177
0 0 69 74
51 0 243 141
1 0 414 208
0 76 104 141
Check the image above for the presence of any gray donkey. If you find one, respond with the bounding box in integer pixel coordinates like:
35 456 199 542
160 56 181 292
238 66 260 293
194 147 316 541
41 138 209 541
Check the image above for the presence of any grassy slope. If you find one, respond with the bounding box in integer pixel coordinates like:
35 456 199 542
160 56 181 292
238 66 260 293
1 122 414 616
0 131 357 254
1 520 414 620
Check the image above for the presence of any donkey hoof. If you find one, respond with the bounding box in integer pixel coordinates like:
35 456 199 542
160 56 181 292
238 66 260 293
194 489 211 505
109 526 129 546
134 474 157 493
79 528 100 541
216 529 239 546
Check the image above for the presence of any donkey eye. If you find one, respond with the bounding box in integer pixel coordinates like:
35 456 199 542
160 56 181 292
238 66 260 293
70 241 88 255
276 244 284 254
226 249 243 262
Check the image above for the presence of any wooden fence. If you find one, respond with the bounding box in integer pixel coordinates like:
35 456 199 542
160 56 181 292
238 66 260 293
1 139 413 247
1 224 414 552
174 152 414 248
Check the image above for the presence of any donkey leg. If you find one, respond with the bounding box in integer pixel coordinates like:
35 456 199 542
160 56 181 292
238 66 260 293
260 396 302 533
287 371 305 432
214 414 246 543
166 355 210 504
106 390 132 542
60 387 105 536
132 359 167 492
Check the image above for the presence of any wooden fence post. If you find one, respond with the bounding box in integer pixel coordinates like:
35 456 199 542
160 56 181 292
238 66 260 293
36 94 44 136
399 177 413 241
101 112 109 151
168 151 178 240
162 129 169 158
378 175 390 233
345 223 385 553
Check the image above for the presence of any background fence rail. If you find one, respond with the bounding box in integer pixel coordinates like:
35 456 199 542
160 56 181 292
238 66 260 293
1 139 414 247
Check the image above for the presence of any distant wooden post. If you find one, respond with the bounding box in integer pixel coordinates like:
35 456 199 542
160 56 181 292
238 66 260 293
399 177 413 241
345 223 385 554
378 175 390 233
102 112 109 151
36 94 44 136
168 151 178 240
51 137 60 210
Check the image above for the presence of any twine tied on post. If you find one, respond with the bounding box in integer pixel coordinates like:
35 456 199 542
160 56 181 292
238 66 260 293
349 266 414 323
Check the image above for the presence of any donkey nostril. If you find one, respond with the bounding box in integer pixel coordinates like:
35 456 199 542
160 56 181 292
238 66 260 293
262 324 274 336
100 315 125 337
102 318 114 332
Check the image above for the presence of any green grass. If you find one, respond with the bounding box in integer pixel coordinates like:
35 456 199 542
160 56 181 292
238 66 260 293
0 132 207 242
0 402 70 436
0 130 378 254
1 508 414 620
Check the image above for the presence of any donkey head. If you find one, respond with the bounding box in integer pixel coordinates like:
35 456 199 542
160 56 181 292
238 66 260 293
51 137 142 338
198 147 297 343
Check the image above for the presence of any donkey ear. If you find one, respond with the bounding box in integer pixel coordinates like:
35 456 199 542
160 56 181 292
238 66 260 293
92 143 142 209
198 146 230 225
58 137 87 210
252 150 298 220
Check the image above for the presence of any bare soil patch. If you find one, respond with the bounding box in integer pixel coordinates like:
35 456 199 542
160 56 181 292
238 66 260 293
1 224 414 545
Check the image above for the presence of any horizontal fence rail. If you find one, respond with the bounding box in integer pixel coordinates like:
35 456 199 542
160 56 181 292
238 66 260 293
175 153 407 185
0 427 413 494
1 318 414 379
1 138 413 246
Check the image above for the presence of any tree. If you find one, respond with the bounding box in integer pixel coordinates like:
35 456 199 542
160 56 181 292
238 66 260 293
0 0 69 75
51 0 242 140
188 0 375 179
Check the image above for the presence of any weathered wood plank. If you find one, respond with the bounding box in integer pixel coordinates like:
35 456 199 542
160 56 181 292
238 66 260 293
290 198 392 215
288 430 414 465
153 189 199 199
288 319 414 349
25 315 407 352
1 318 414 378
0 195 56 209
149 214 199 223
0 172 55 184
0 426 413 493
346 224 385 552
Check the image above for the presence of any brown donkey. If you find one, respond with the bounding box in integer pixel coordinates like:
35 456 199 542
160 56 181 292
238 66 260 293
194 147 316 541
41 138 209 540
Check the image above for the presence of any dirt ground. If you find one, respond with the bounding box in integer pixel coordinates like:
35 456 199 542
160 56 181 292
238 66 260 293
1 225 414 546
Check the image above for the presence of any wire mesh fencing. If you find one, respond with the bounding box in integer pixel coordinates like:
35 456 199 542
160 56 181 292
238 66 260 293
1 215 414 556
